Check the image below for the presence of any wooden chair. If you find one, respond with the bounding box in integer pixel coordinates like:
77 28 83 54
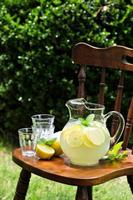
12 43 133 200
72 42 133 198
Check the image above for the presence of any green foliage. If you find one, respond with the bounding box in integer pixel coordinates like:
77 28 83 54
0 0 132 144
106 142 128 162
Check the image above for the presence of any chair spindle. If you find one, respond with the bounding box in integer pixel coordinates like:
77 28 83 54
114 71 125 112
111 71 125 136
98 68 106 105
122 97 133 150
77 65 86 98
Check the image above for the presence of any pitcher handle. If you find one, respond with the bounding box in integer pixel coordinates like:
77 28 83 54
104 111 125 145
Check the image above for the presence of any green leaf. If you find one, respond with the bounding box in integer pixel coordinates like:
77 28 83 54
81 119 89 126
37 138 56 146
79 114 95 127
106 141 128 162
37 138 47 145
45 138 56 146
108 141 123 156
86 114 95 124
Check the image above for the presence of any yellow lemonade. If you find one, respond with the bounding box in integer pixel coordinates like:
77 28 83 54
60 121 110 166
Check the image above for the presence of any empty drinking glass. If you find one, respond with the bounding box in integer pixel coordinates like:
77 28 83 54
31 114 55 139
31 114 55 126
18 128 37 157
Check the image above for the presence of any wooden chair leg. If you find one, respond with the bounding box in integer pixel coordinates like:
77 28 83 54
75 186 92 200
127 175 133 194
13 169 31 200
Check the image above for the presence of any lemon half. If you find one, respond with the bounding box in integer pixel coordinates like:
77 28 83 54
52 138 63 156
36 144 55 159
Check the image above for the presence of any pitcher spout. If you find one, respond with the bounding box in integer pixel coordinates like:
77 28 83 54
65 98 87 120
66 98 105 120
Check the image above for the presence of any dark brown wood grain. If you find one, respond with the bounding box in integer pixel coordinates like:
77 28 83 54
13 169 31 200
127 175 133 194
12 148 133 187
76 186 92 200
77 65 86 98
111 71 125 135
98 68 106 105
122 98 133 150
72 43 133 71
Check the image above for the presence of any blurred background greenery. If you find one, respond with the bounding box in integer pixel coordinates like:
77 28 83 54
0 0 133 144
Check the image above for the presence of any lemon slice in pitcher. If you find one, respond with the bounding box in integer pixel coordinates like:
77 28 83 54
84 127 105 147
83 134 95 147
63 124 84 147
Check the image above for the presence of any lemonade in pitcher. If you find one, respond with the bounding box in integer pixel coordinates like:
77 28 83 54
60 98 125 166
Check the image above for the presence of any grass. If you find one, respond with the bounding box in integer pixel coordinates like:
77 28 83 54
0 142 133 200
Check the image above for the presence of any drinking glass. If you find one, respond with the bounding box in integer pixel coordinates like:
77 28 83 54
32 124 55 139
31 114 55 126
18 128 37 157
31 114 55 139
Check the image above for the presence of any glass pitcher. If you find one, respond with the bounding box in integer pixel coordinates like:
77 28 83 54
60 98 125 166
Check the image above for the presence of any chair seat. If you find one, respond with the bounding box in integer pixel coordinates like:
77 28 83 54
12 148 133 186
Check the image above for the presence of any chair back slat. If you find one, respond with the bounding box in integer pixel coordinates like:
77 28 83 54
72 42 133 71
114 71 125 112
111 71 125 135
122 98 133 150
77 65 86 98
98 68 106 105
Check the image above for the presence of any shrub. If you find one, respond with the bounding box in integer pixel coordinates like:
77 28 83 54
0 0 132 143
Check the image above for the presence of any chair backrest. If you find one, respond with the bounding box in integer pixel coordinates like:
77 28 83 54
72 42 133 149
